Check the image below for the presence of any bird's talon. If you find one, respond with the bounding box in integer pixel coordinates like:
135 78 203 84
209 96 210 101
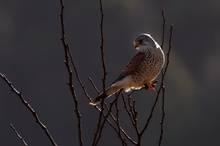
144 83 156 90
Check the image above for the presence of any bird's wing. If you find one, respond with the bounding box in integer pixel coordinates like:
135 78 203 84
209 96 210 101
113 51 146 83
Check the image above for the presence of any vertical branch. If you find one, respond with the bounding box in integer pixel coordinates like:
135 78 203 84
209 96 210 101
92 103 104 146
158 9 166 146
162 25 173 76
161 9 165 50
158 24 173 146
92 1 106 145
99 0 107 92
0 73 57 146
114 94 128 146
158 86 165 146
10 124 28 146
59 0 83 145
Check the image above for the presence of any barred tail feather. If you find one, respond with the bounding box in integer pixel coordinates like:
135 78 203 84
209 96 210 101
89 84 122 106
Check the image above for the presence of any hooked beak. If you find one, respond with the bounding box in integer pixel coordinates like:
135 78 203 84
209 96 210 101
134 42 140 48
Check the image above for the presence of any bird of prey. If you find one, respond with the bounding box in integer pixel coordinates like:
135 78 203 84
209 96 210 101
90 33 165 106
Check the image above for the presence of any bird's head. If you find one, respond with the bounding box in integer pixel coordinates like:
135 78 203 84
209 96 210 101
133 34 156 51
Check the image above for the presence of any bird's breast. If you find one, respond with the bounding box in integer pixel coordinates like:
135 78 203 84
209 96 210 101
131 49 164 85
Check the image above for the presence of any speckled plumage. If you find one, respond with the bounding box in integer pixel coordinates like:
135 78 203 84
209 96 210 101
90 34 165 106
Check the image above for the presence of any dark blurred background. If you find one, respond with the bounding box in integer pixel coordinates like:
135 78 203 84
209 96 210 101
1 0 220 146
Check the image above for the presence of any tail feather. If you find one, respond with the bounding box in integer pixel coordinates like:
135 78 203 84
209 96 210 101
89 84 122 106
89 93 107 106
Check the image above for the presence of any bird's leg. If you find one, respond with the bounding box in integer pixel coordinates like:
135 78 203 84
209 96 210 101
143 81 157 90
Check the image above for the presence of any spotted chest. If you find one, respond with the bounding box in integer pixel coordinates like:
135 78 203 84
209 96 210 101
131 49 164 84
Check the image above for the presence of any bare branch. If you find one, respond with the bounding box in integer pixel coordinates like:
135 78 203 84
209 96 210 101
158 9 166 146
162 24 173 77
158 17 173 146
99 0 107 93
67 44 91 100
59 0 83 145
158 86 165 146
92 103 104 146
88 77 101 94
92 94 136 145
103 98 137 145
122 94 139 136
114 94 128 146
91 1 109 145
10 124 28 146
0 73 57 146
161 9 166 50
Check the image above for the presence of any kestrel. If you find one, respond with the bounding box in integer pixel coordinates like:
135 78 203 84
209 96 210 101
90 34 165 106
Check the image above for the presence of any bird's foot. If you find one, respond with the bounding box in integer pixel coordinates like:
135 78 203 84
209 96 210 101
143 81 157 91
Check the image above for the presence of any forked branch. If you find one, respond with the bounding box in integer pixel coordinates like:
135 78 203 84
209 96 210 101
59 0 83 145
0 73 57 146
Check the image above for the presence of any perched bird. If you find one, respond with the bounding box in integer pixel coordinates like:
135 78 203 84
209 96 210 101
90 34 165 106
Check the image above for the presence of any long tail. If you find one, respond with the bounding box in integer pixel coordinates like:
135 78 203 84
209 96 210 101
89 84 122 106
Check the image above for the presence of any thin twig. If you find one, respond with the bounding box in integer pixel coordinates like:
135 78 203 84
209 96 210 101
161 9 166 50
158 9 166 146
88 77 100 94
122 94 139 136
10 124 28 146
0 73 57 146
158 86 165 146
162 24 173 77
103 98 137 145
92 94 136 145
67 47 91 100
59 0 83 145
92 99 116 146
92 103 104 146
158 24 173 146
114 94 128 146
91 1 107 143
99 0 107 93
